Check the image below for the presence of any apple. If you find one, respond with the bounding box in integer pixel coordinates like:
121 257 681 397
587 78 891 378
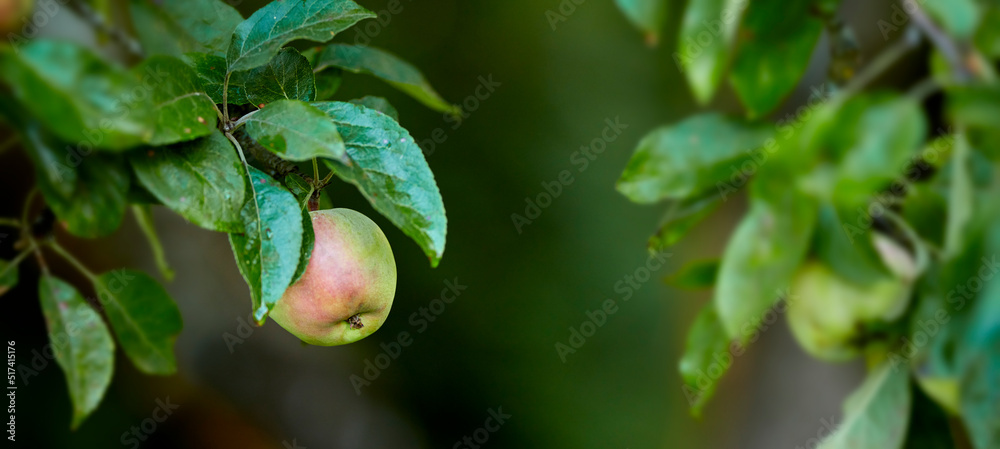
0 0 33 35
270 208 397 346
787 262 909 362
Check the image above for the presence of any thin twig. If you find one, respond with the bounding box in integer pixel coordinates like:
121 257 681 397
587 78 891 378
67 0 143 58
0 217 21 228
907 2 975 82
840 26 922 98
907 77 942 102
19 189 47 273
223 72 232 123
0 244 34 280
46 240 99 282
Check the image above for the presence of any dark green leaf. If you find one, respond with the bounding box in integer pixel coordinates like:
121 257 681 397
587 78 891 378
349 96 399 121
617 113 773 203
187 52 249 105
666 259 719 290
614 0 667 44
676 0 745 103
134 55 218 146
241 99 346 162
314 44 456 114
130 130 246 233
818 362 912 449
292 205 315 285
38 275 115 430
229 166 305 322
128 0 243 58
0 40 154 149
679 305 731 417
131 205 175 282
95 270 182 375
226 0 374 72
902 184 948 249
649 195 721 252
313 101 447 266
235 48 316 105
728 0 823 118
314 68 343 100
903 383 956 449
714 190 817 340
23 125 129 238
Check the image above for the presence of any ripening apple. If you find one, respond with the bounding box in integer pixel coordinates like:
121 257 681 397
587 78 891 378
0 0 32 35
270 208 397 346
787 262 909 362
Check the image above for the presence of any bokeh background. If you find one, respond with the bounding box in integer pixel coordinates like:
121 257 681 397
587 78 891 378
1 0 923 447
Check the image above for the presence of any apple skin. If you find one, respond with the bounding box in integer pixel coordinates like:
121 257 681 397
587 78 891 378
787 262 909 362
270 208 397 346
0 0 33 35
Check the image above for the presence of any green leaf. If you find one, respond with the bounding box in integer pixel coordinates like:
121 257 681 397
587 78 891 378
649 195 721 252
285 173 315 207
349 96 399 121
131 205 175 282
921 0 980 40
666 259 719 290
975 6 1000 58
0 40 154 149
818 362 912 449
226 0 374 72
313 101 447 266
944 134 974 259
229 166 305 322
0 259 18 296
614 0 668 44
947 84 1000 161
23 125 129 238
129 130 246 233
128 0 243 58
38 275 115 430
832 97 926 205
292 205 315 285
241 99 346 162
314 44 456 114
728 0 823 118
234 48 316 105
616 113 773 203
714 190 817 341
94 270 182 375
187 52 249 105
814 202 891 286
957 220 1000 449
135 55 218 146
679 305 731 417
676 0 745 103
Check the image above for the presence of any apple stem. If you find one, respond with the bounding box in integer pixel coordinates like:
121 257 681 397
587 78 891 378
307 191 321 212
347 314 364 329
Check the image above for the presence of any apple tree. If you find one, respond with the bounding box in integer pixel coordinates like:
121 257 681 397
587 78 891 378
0 0 449 429
615 0 1000 448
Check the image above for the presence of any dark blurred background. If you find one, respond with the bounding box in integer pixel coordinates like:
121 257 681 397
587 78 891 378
0 0 924 447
